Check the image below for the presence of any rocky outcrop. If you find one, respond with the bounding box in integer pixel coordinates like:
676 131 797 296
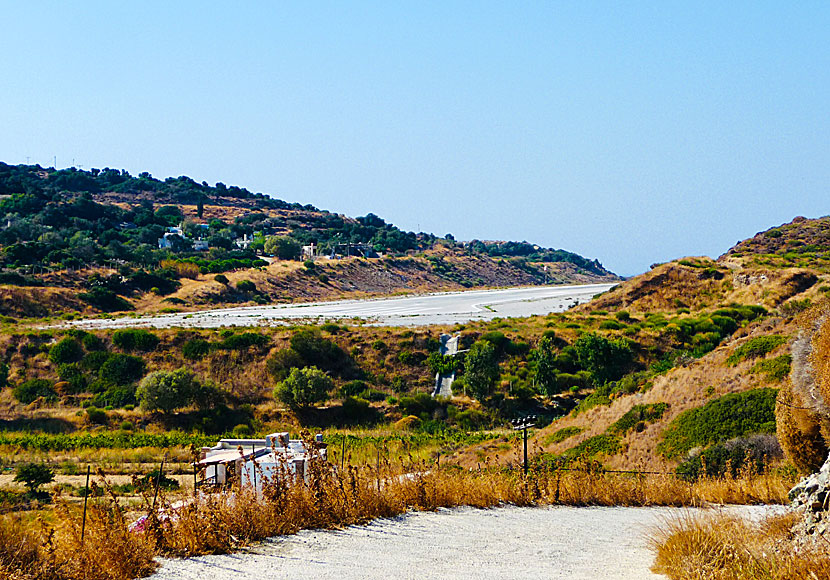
790 454 830 542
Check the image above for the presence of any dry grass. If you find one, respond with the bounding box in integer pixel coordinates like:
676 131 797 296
0 458 794 579
650 510 830 579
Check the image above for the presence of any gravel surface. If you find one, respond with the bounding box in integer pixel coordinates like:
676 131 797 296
66 283 616 329
150 504 780 580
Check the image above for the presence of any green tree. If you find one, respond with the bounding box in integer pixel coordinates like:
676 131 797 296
48 338 84 365
274 366 332 409
573 333 633 386
136 368 199 413
532 336 559 396
14 462 54 495
264 236 302 260
463 341 499 401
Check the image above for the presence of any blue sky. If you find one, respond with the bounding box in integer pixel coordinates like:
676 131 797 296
1 2 827 275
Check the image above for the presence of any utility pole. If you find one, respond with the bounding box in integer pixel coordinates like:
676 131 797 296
512 415 536 475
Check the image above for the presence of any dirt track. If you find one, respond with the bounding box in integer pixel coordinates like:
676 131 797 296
150 504 780 580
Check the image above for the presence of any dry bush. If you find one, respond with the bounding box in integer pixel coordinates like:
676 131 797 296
650 510 830 580
160 260 200 280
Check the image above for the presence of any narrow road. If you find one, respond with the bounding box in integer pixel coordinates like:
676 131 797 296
149 504 780 580
68 283 616 329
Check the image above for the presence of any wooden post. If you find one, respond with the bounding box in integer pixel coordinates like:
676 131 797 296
152 455 166 511
340 435 346 471
81 465 91 545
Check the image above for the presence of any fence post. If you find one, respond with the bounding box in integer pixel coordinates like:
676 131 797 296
81 465 91 545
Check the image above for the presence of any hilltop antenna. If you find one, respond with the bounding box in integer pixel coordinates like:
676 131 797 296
53 156 57 168
25 156 30 164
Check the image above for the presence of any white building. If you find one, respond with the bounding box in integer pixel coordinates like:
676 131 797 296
196 433 327 492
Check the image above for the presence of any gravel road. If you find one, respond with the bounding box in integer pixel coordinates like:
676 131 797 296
66 283 616 329
150 504 780 580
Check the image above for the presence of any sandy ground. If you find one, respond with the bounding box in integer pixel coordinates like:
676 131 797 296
66 283 616 329
150 504 780 580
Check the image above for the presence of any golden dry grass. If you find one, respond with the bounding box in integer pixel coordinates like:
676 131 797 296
0 456 794 580
650 510 830 580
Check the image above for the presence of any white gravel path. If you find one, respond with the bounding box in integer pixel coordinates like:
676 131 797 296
149 504 780 580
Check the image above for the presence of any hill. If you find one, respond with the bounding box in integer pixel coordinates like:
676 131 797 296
449 217 830 472
0 162 618 316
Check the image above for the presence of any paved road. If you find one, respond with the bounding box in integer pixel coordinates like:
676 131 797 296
68 283 616 330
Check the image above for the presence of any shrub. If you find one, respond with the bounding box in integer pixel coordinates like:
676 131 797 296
112 328 159 352
265 348 304 382
727 335 788 365
182 338 212 359
609 403 668 435
136 368 200 413
340 396 376 424
463 341 499 401
81 350 111 372
57 364 87 394
13 379 56 404
573 333 633 385
219 332 270 351
658 388 778 458
455 409 489 430
48 338 84 365
14 462 54 494
236 279 256 292
85 406 108 425
290 328 357 377
232 424 252 438
320 323 342 334
397 350 425 365
676 434 783 480
558 434 622 462
214 273 229 285
599 320 623 330
543 426 583 445
339 380 367 398
78 287 133 311
81 333 105 351
273 367 332 409
99 354 146 385
397 393 438 417
92 383 137 408
751 354 792 382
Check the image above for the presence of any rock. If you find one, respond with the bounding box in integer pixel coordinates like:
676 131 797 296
790 453 830 545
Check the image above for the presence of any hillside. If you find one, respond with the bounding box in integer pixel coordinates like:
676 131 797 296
449 217 830 472
0 162 618 316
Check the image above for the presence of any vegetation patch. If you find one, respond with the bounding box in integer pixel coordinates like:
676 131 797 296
608 403 668 435
750 354 792 382
543 426 583 446
658 388 778 459
726 335 787 366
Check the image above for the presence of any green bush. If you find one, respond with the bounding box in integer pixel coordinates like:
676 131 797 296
81 333 105 351
112 328 159 352
675 434 783 480
273 366 332 409
236 279 256 292
265 348 305 382
290 328 358 378
599 320 623 330
85 407 108 425
218 332 270 350
182 338 212 359
78 288 133 312
213 274 229 285
48 338 84 365
397 393 439 417
543 426 583 445
57 364 87 394
455 409 490 430
99 354 146 386
573 333 633 385
137 368 201 413
13 379 56 404
751 354 792 382
81 351 111 372
559 434 622 462
658 388 777 459
339 380 367 398
726 335 787 365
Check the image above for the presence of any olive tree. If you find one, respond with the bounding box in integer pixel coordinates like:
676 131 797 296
274 366 332 409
